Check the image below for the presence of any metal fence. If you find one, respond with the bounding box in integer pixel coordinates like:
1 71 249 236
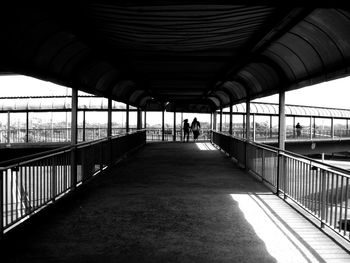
0 130 146 236
146 128 211 142
0 128 132 144
212 131 350 241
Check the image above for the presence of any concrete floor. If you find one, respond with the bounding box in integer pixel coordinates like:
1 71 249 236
1 142 350 262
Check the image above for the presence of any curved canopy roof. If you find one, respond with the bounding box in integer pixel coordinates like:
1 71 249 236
0 2 349 112
1 96 350 119
228 102 350 118
0 96 128 112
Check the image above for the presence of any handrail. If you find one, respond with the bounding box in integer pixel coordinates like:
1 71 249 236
0 129 145 168
211 130 350 241
0 130 146 237
214 130 350 177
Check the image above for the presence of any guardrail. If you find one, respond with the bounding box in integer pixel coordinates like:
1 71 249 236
212 131 350 241
146 128 211 141
0 130 146 237
0 128 132 144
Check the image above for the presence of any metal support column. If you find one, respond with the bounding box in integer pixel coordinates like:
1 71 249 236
126 104 130 133
293 116 296 138
82 110 86 141
144 110 147 129
310 116 313 140
313 117 316 138
270 115 273 139
229 105 233 135
7 111 10 144
210 113 213 130
246 102 251 141
173 107 176 141
181 112 183 141
252 114 256 142
162 106 165 141
245 99 251 170
331 118 334 139
71 88 78 189
213 112 217 131
243 114 246 138
277 90 286 196
137 107 142 130
219 108 223 132
107 99 112 137
26 111 29 143
0 166 2 238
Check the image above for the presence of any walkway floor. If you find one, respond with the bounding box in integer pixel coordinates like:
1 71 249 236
2 142 350 262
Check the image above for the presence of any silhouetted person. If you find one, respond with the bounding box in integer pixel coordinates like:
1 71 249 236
183 119 190 142
191 117 201 141
296 122 302 138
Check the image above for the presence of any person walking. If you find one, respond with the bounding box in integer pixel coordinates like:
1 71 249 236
183 119 190 142
296 122 302 138
191 117 201 141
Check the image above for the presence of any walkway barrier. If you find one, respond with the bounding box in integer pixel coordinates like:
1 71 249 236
212 131 350 241
0 128 131 144
146 128 211 141
0 130 146 237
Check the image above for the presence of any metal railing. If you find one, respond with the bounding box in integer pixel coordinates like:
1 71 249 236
0 128 133 144
146 128 211 142
212 131 350 241
0 130 146 236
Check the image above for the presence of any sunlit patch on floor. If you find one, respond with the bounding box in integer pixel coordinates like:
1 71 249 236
195 142 216 151
231 193 321 263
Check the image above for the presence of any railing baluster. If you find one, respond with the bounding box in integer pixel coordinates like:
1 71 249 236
344 178 349 237
334 174 339 229
0 170 3 237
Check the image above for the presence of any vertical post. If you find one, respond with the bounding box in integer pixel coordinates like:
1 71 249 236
245 99 251 170
331 118 334 139
162 106 165 141
269 115 273 139
313 117 316 138
321 170 326 228
144 110 147 129
126 104 130 133
310 116 313 140
0 169 3 238
243 114 246 138
277 90 286 195
181 112 183 141
219 108 223 132
82 110 86 141
252 114 256 142
246 101 251 141
210 113 213 130
137 107 142 130
213 112 217 131
7 111 10 144
293 116 296 138
173 107 176 142
107 99 112 137
26 111 29 143
71 88 78 189
229 105 233 135
51 112 54 142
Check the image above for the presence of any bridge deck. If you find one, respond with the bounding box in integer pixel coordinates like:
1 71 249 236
2 142 350 262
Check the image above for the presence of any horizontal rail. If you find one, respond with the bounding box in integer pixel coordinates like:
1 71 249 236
0 130 146 237
211 131 350 241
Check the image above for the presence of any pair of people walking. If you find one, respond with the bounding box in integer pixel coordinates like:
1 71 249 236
183 117 201 142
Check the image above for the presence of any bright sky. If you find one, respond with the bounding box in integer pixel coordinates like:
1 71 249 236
253 76 350 109
1 74 350 110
